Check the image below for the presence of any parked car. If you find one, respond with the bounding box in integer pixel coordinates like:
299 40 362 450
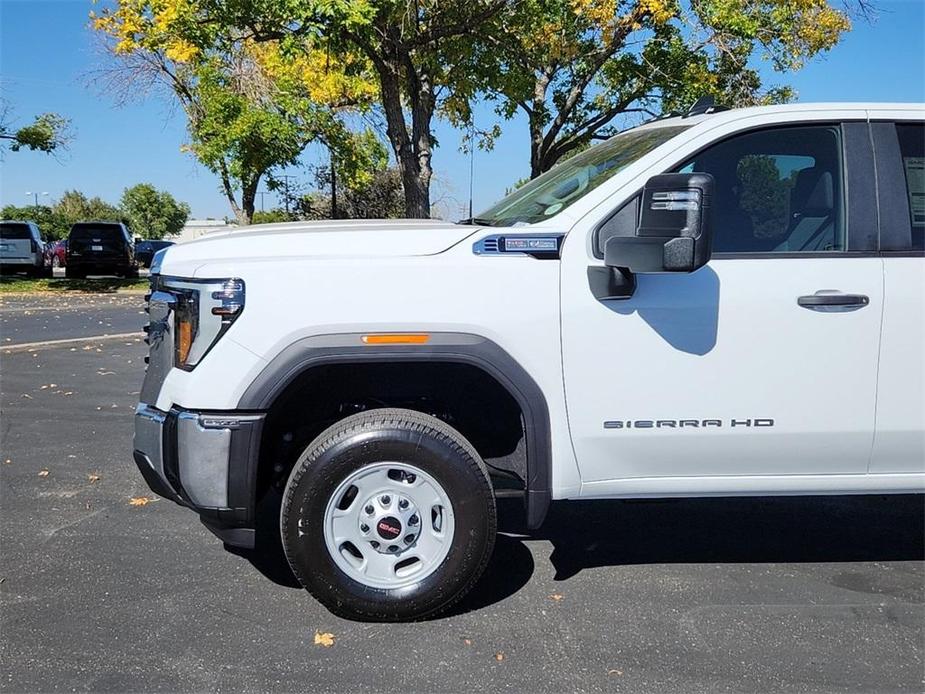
134 101 925 621
135 240 174 268
45 239 67 268
0 221 52 277
65 222 138 278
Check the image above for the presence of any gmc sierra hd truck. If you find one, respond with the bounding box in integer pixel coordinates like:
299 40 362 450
134 102 924 621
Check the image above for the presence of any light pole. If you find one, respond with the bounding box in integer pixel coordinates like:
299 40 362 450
25 191 49 206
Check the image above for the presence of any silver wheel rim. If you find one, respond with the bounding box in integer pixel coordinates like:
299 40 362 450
320 462 455 590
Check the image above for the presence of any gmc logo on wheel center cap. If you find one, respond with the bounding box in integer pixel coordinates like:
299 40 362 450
377 517 402 540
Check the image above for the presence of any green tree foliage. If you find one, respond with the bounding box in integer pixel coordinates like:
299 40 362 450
55 190 125 225
94 2 380 225
303 166 405 220
472 0 854 177
0 189 140 240
0 205 70 240
120 183 191 239
0 101 71 155
94 0 511 219
251 209 292 224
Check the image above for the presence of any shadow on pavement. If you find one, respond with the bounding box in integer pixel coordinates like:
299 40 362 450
227 492 924 612
531 494 925 581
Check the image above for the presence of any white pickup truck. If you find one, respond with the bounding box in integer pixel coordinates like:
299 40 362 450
134 102 924 621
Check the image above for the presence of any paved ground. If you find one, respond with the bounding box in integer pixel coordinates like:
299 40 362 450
1 296 923 693
0 294 146 345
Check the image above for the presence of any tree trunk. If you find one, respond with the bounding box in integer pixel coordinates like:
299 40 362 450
529 73 551 179
376 58 432 218
240 177 258 225
219 161 252 225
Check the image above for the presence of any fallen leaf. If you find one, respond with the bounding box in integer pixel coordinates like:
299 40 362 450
463 638 472 646
494 652 505 662
38 469 49 477
608 669 624 676
3 459 11 465
129 496 153 506
314 631 335 647
21 394 32 399
549 594 564 602
88 474 101 483
85 500 92 511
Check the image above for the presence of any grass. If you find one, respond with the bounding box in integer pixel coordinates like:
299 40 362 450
0 275 149 294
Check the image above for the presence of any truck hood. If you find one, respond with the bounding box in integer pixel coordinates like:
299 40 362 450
158 219 480 275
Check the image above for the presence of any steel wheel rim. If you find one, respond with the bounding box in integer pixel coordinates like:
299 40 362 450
320 462 455 590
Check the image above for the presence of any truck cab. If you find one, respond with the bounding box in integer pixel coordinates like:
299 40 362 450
133 103 924 621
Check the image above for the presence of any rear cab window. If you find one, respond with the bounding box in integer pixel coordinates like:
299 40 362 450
1 222 35 240
897 123 925 250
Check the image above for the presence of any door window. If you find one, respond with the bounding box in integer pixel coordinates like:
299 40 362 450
679 126 845 254
897 123 925 250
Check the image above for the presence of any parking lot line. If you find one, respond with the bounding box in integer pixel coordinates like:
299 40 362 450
1 331 143 352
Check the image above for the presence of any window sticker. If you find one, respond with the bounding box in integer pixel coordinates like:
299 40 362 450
903 156 925 227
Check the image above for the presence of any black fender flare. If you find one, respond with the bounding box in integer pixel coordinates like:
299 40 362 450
237 332 551 529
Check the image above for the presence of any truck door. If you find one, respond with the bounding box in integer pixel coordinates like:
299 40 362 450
561 122 884 490
868 116 925 474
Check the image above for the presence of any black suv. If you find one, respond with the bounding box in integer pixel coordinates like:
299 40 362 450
66 222 139 278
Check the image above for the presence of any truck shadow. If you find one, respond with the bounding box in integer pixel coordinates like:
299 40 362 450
228 493 923 615
527 494 925 581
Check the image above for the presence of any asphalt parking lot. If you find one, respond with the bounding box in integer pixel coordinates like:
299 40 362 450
1 293 923 693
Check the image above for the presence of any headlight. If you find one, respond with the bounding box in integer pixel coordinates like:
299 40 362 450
156 277 245 370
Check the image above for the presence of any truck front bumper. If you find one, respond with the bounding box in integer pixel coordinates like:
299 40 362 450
133 404 264 548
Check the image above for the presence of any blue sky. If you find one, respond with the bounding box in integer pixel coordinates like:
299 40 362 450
1 0 924 220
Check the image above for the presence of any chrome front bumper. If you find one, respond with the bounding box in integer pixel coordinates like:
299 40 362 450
133 403 265 547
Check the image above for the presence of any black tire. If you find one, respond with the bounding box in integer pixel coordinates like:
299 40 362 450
280 408 497 621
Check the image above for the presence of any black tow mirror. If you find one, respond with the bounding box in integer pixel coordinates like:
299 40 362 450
605 173 714 274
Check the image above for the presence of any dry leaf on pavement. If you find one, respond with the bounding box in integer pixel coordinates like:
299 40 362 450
88 474 101 483
494 652 505 662
129 496 153 506
38 469 49 477
549 594 564 601
314 631 335 647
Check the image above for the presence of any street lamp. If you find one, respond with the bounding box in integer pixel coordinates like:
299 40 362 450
25 191 49 206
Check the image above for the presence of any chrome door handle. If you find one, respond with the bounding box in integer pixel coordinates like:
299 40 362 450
797 291 870 311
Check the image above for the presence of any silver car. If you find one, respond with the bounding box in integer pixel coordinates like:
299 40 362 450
0 221 51 277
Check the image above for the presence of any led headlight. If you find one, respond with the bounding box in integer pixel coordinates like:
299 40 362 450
158 277 245 370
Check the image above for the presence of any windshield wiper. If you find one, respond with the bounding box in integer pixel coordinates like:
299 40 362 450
456 217 497 227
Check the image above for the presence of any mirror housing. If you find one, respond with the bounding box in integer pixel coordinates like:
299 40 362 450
605 172 714 274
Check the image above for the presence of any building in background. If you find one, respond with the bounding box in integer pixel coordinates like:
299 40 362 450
174 219 236 244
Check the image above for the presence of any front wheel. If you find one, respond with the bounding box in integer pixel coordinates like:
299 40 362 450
280 408 497 621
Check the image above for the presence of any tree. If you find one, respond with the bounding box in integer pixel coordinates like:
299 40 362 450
1 190 129 240
93 3 378 224
302 165 405 220
474 0 854 178
93 0 511 218
0 205 70 240
121 183 191 239
0 100 71 155
55 190 124 224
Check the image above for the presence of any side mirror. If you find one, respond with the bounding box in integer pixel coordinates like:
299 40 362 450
605 173 714 274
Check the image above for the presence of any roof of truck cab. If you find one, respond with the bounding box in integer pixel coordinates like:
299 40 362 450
632 102 924 133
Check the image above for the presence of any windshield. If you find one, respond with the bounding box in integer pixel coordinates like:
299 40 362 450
474 125 689 226
69 225 125 242
0 223 32 240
